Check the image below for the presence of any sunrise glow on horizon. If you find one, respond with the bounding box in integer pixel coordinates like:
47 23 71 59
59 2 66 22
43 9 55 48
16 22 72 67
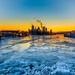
0 0 75 32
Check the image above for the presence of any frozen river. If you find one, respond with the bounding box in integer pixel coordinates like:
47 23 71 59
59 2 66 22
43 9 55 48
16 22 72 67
0 35 75 75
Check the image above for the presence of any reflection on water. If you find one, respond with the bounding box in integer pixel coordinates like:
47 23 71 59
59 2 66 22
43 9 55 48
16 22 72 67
0 34 75 75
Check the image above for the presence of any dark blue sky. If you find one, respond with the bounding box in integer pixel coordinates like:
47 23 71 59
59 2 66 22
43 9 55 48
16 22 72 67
0 0 75 21
0 0 75 31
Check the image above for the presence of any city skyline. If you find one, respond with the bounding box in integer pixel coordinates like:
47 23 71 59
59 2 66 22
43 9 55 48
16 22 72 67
0 0 75 32
0 20 75 32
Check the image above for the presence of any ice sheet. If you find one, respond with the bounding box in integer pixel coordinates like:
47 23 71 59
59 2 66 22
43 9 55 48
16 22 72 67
0 35 75 75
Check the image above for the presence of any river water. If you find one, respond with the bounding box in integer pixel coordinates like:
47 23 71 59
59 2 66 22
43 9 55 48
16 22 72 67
0 35 75 75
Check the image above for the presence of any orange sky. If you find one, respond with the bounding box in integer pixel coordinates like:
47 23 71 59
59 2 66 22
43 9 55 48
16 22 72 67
0 24 75 32
0 0 75 32
0 20 75 32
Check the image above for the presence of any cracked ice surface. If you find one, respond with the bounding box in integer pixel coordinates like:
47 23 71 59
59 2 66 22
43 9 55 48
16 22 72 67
0 35 75 75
